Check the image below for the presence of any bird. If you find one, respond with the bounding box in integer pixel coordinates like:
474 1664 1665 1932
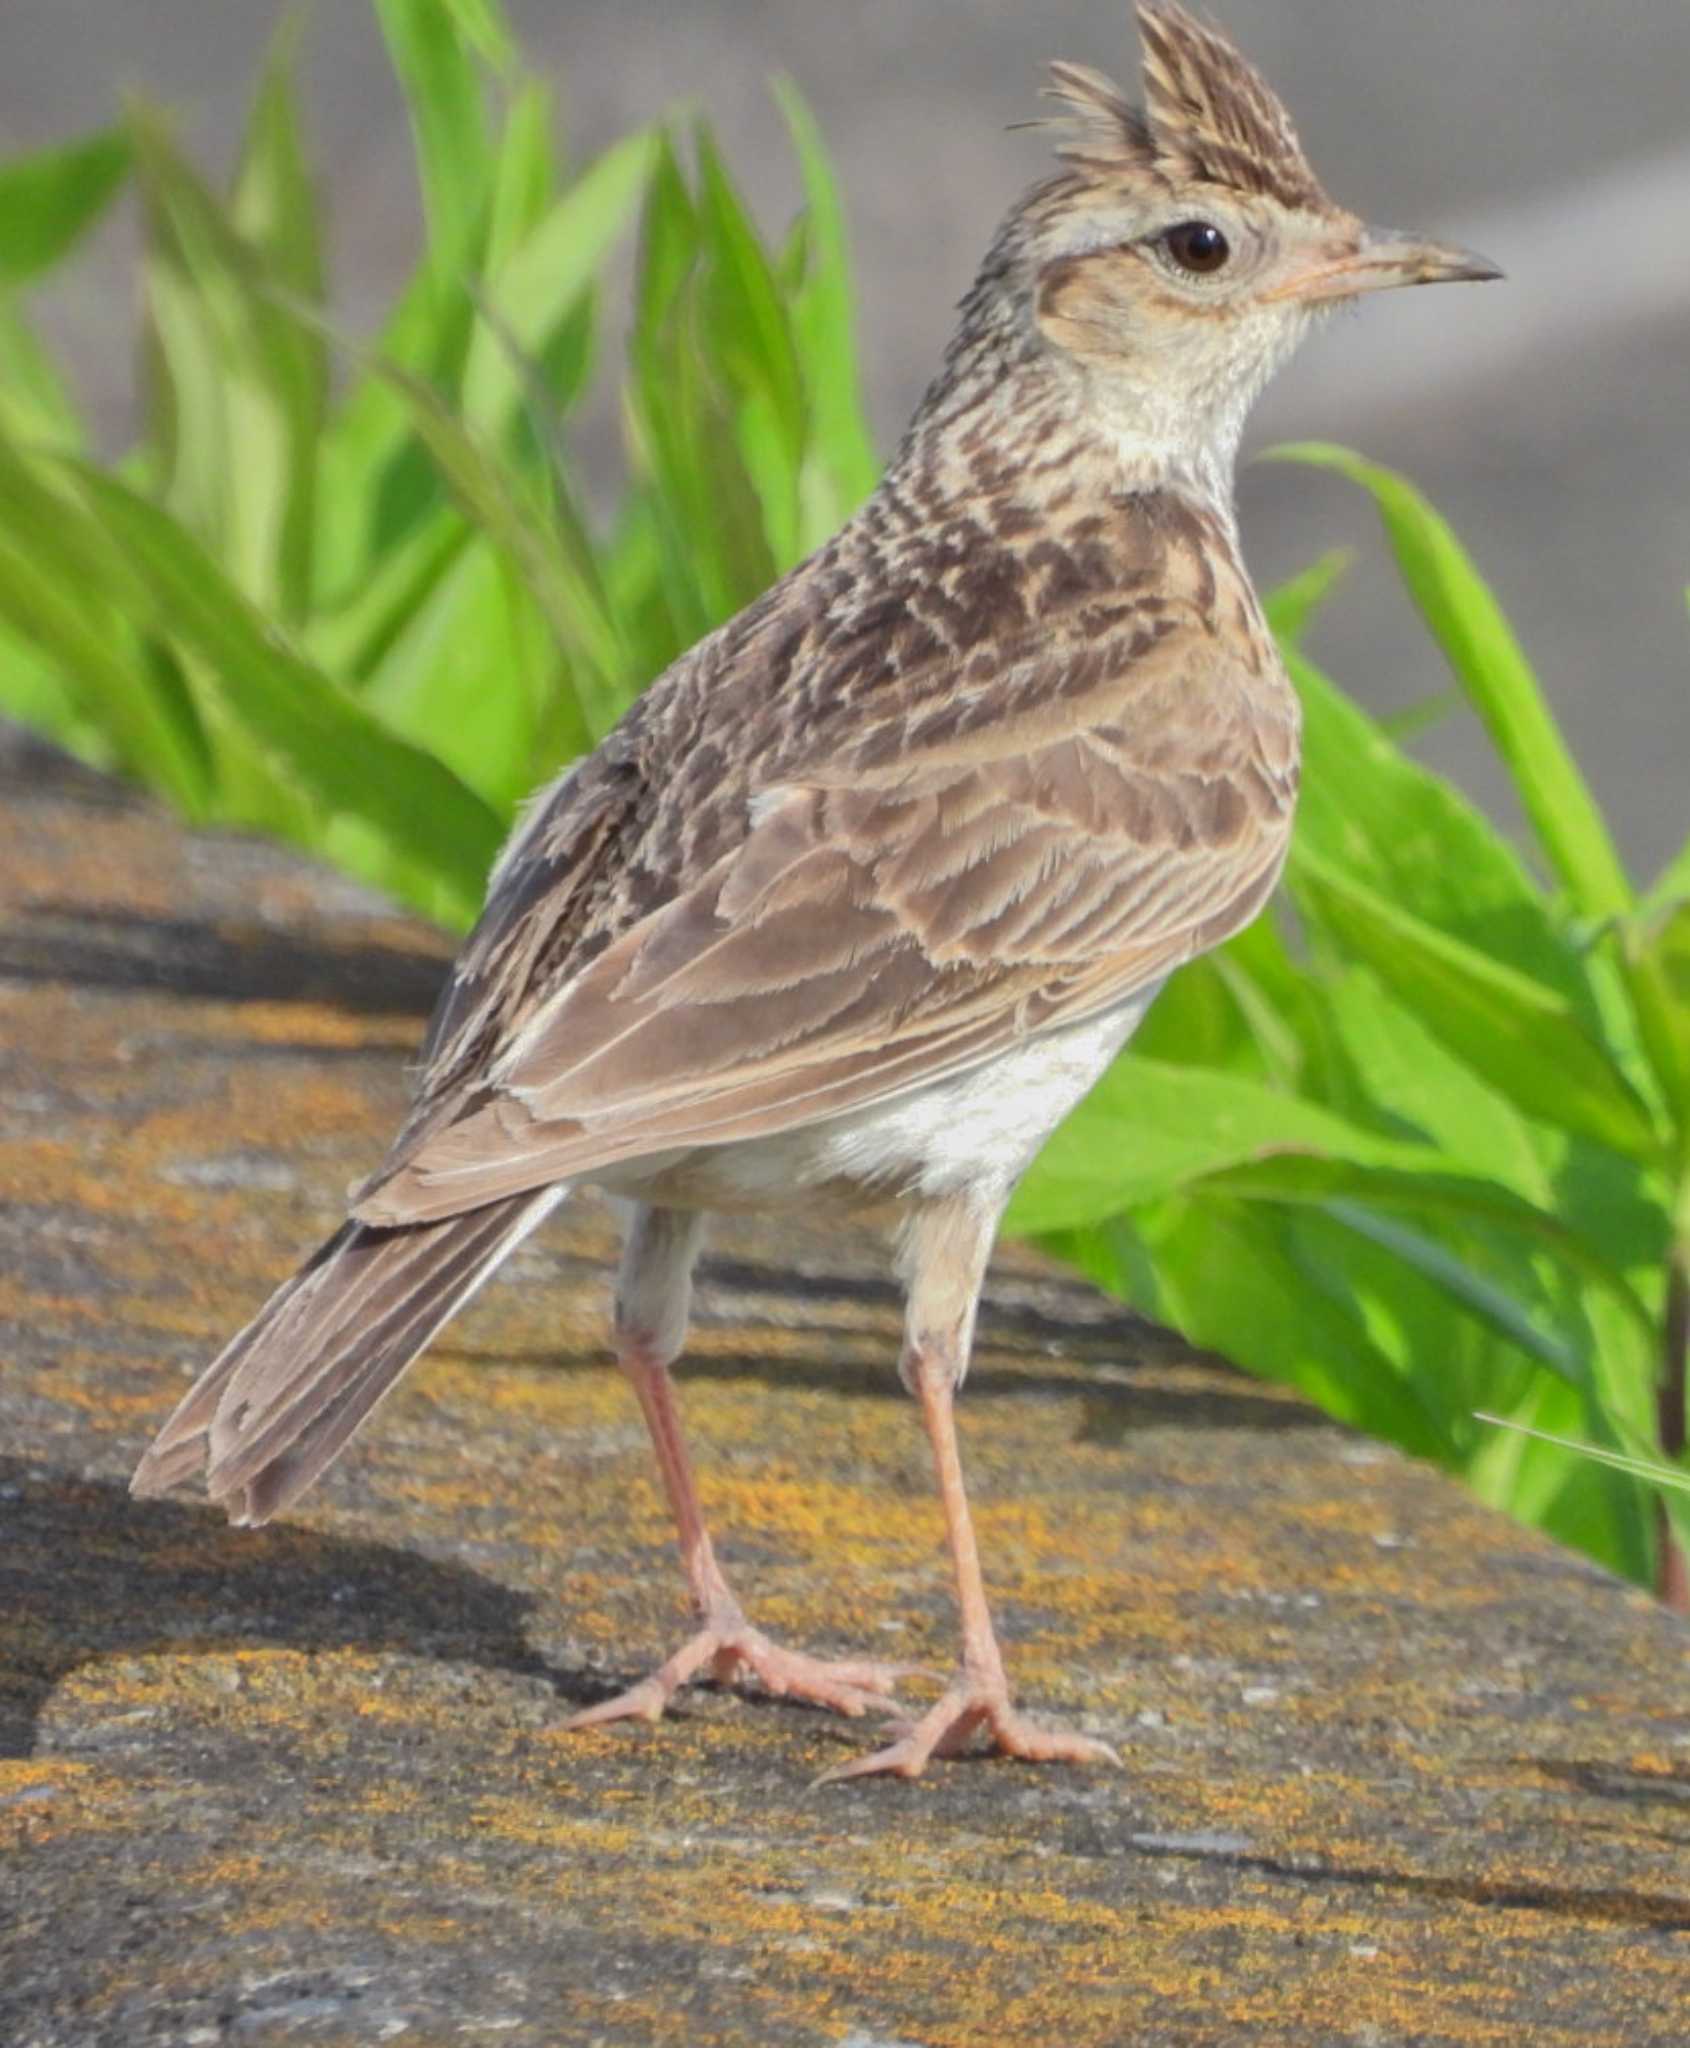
132 2 1500 1779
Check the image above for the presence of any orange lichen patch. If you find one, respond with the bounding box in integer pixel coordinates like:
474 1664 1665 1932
695 1468 930 1571
181 997 419 1051
0 1759 132 1848
50 1646 400 1733
3 818 189 914
0 1145 204 1227
127 1069 381 1168
413 1358 625 1431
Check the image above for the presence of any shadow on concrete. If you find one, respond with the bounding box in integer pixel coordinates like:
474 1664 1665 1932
0 904 447 1018
0 1456 582 1761
1126 1832 1690 1936
428 1318 1327 1433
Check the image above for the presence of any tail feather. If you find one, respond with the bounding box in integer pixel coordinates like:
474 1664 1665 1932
132 1188 564 1525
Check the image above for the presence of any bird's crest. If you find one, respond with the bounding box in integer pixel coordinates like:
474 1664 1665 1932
1043 3 1329 212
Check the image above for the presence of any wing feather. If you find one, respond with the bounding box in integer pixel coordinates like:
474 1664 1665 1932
356 608 1296 1228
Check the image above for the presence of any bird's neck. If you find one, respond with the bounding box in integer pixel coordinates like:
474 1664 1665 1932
888 293 1244 541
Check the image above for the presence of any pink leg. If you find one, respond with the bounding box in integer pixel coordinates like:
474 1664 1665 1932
566 1205 908 1729
820 1199 1120 1782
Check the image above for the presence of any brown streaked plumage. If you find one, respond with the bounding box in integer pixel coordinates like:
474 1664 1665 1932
132 3 1500 1779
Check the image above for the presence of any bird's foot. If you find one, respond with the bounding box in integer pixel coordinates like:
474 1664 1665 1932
816 1672 1120 1782
564 1610 913 1729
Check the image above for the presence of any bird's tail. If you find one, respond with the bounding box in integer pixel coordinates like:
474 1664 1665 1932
131 1188 564 1525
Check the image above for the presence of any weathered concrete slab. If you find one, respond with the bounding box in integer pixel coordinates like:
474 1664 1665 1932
3 734 1689 2045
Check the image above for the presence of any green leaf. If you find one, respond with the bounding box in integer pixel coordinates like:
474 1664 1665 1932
1378 688 1459 745
1323 1204 1585 1382
1263 546 1351 648
436 0 516 73
0 128 131 289
62 464 503 918
130 102 326 619
231 18 329 619
373 0 495 265
1293 850 1661 1165
307 506 471 683
1113 1196 1457 1459
1270 443 1633 923
360 535 577 813
0 299 85 447
687 124 806 574
483 77 556 271
1624 902 1690 1137
0 529 212 812
373 358 630 735
461 127 657 441
693 125 805 463
0 430 213 810
1288 646 1599 1022
1206 1161 1648 1350
627 131 773 635
1640 827 1690 923
310 257 479 589
1321 967 1550 1200
1010 1052 1494 1234
771 78 879 529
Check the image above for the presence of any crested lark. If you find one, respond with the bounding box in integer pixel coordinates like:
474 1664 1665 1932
133 3 1499 1779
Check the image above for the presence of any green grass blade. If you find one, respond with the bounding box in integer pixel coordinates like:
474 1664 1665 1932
1010 1051 1469 1234
436 0 516 73
693 123 806 568
0 427 214 807
0 300 85 447
1206 1161 1648 1348
375 359 630 733
307 507 472 683
372 0 495 265
1325 1204 1587 1382
1623 903 1690 1139
1287 645 1602 1020
0 524 212 815
484 77 556 269
1270 442 1633 922
0 128 131 289
1478 1409 1690 1579
1476 1413 1690 1495
693 125 804 459
461 127 657 441
1293 848 1662 1164
771 78 879 522
62 463 504 916
231 16 328 621
1263 546 1351 649
626 132 776 632
1130 1197 1457 1459
129 103 327 620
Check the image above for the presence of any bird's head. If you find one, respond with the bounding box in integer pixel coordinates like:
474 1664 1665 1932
969 3 1500 492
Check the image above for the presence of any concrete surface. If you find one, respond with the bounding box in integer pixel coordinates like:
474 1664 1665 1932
3 744 1690 2040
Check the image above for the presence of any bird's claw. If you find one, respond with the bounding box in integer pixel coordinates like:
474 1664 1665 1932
815 1677 1121 1782
564 1619 915 1729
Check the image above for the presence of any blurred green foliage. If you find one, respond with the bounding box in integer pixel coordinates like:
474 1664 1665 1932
2 0 1686 1599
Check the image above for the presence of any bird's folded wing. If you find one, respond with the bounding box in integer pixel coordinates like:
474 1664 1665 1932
355 626 1295 1227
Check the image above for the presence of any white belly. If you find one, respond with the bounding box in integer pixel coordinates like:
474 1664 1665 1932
598 982 1160 1215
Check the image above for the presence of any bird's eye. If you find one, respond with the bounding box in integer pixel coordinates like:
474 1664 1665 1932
1161 221 1231 275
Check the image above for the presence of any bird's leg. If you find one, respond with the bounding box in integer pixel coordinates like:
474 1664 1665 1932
566 1204 908 1728
821 1198 1120 1781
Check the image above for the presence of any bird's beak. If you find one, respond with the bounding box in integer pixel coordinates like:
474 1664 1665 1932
1267 225 1504 305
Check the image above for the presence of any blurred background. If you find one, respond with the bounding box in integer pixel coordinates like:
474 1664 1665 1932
5 0 1687 875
